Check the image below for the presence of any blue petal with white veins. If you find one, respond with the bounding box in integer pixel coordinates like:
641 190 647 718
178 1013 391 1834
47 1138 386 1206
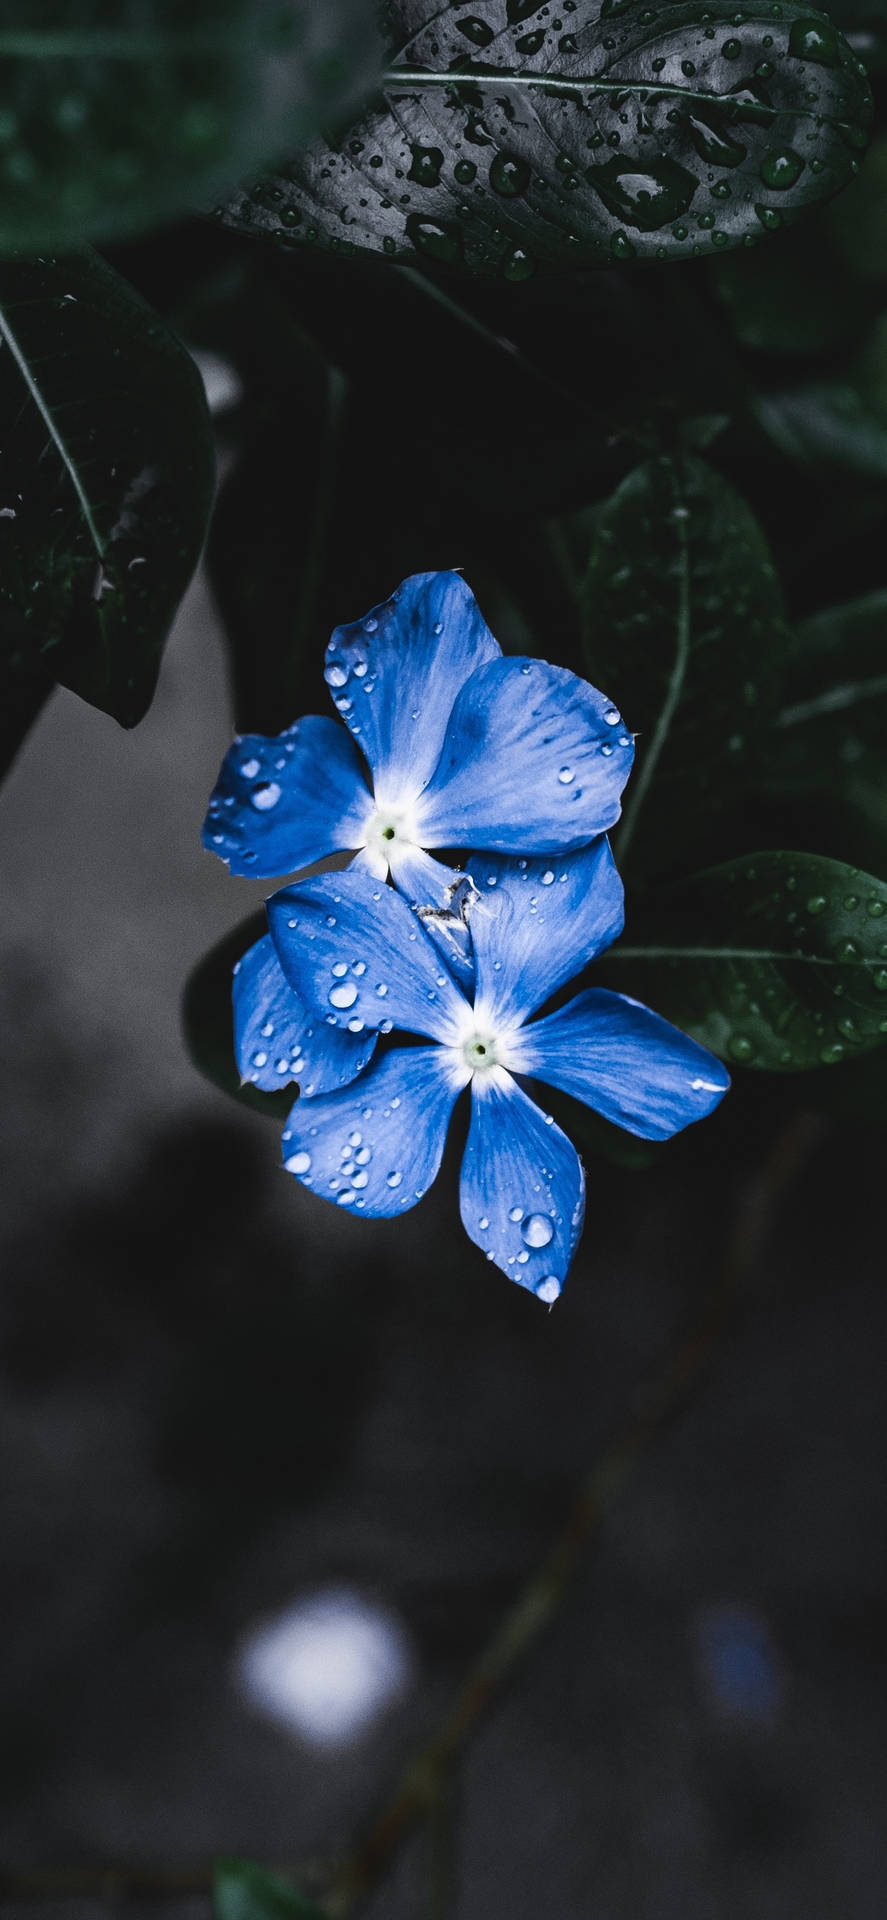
233 934 376 1096
513 988 730 1141
203 715 374 877
465 840 624 1029
267 868 469 1043
281 1046 466 1216
418 658 634 852
460 1071 584 1302
324 572 500 805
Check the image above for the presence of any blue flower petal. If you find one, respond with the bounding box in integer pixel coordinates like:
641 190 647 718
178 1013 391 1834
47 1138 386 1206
465 840 624 1028
281 1046 466 1216
324 572 500 806
513 988 730 1140
418 658 634 852
389 844 477 994
233 934 376 1096
267 868 469 1043
203 716 373 878
460 1071 584 1301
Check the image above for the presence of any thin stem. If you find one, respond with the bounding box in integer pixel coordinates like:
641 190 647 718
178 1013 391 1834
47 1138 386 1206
775 673 887 728
613 491 690 870
607 945 883 967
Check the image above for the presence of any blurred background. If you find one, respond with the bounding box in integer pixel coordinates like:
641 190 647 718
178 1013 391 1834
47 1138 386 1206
0 557 886 1916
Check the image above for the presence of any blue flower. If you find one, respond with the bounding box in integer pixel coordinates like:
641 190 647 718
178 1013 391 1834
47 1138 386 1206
262 841 729 1303
205 569 635 1097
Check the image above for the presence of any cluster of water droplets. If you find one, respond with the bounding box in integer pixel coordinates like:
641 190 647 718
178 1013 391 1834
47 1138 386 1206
704 859 887 1069
221 0 870 276
206 727 299 864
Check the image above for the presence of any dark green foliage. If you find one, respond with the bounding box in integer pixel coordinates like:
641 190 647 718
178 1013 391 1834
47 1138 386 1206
215 1861 327 1920
604 852 887 1067
221 0 872 273
0 1 379 252
581 453 788 881
182 914 292 1117
0 248 214 775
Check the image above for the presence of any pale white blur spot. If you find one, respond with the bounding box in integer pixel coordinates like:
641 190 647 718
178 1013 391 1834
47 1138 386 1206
191 349 243 417
234 1587 413 1746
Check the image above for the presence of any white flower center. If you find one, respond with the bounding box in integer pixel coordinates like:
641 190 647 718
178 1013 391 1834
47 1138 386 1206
360 801 421 871
463 1029 500 1073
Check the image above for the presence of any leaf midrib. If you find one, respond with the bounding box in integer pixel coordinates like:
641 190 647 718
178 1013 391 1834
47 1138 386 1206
383 65 852 128
0 301 104 563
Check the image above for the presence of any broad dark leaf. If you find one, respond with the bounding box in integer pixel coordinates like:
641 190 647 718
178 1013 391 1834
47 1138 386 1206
215 1861 326 1920
0 2 378 252
759 589 887 870
0 248 214 773
603 851 887 1069
754 310 887 478
183 914 293 1118
222 0 871 274
580 453 788 882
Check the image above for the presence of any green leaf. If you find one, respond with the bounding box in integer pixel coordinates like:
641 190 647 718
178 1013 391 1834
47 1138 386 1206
580 453 788 881
183 915 292 1118
221 0 871 274
758 589 887 870
603 851 887 1069
0 2 379 252
753 309 887 480
214 1861 327 1920
0 248 214 769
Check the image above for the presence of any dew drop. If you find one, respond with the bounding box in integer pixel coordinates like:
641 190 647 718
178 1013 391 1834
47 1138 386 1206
325 662 348 687
285 1150 312 1175
558 766 575 785
541 870 555 886
522 1213 554 1249
508 1205 523 1223
536 1276 561 1304
329 982 358 1010
331 961 348 978
250 781 281 811
239 756 260 778
386 1170 402 1188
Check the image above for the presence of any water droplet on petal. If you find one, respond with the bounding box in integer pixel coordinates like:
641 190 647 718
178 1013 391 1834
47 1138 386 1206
522 1213 554 1249
285 1151 312 1175
329 982 358 1010
386 1170 402 1188
250 781 281 810
558 766 575 785
536 1276 561 1304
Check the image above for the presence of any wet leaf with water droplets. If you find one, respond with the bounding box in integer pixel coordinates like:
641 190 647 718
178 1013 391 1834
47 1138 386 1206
581 453 788 881
603 851 887 1070
219 0 871 273
0 248 214 775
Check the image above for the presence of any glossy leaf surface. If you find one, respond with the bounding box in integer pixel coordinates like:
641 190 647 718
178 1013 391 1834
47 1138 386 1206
0 248 214 773
581 453 788 880
0 2 379 251
222 0 871 273
604 852 887 1069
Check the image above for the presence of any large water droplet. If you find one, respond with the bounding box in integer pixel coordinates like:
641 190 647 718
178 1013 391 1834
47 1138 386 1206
535 1276 561 1304
250 781 280 810
558 766 575 785
285 1150 311 1175
522 1213 554 1249
329 982 358 1010
325 662 348 688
